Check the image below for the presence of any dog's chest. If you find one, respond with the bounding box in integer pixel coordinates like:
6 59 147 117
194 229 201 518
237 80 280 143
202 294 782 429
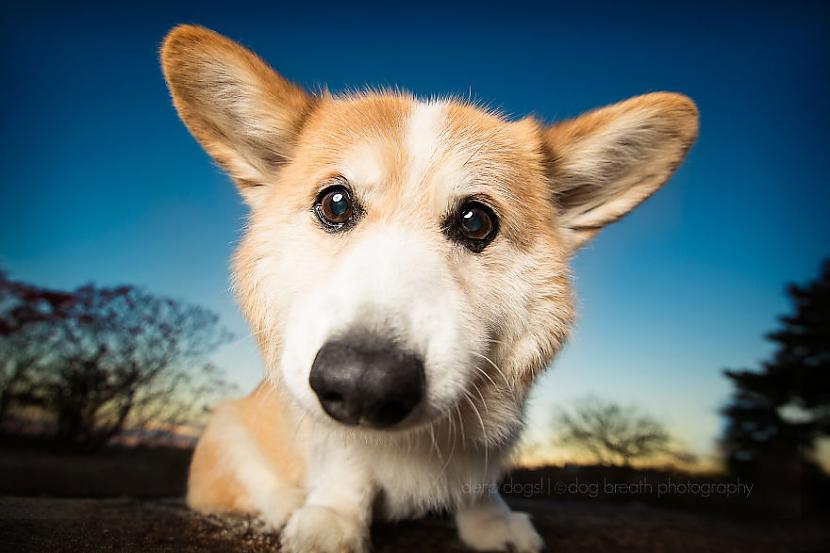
357 440 492 520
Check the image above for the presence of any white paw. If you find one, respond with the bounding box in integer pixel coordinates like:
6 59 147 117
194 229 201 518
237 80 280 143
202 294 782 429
259 487 304 531
281 505 369 553
458 510 544 553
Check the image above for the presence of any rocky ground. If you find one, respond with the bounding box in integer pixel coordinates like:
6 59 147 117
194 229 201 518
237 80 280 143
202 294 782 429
2 496 829 553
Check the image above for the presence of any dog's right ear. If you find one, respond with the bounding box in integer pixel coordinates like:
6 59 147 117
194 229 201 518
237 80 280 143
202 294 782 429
161 25 314 206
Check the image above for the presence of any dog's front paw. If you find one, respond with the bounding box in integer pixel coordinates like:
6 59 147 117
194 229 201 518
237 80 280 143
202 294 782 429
281 505 369 553
458 510 544 553
259 486 304 531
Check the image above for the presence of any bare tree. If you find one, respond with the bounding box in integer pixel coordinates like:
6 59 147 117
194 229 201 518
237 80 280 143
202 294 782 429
0 272 74 422
555 396 688 466
1 272 235 450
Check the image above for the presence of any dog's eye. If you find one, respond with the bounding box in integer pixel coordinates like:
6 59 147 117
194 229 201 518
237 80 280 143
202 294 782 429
314 184 356 231
450 201 499 252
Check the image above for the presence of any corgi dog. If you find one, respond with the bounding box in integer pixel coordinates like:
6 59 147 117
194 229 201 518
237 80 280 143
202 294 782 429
161 25 698 553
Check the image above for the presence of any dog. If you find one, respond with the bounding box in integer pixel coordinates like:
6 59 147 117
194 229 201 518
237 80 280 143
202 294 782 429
161 24 698 553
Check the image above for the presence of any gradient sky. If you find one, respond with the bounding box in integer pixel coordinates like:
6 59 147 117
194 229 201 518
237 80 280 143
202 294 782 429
2 1 828 463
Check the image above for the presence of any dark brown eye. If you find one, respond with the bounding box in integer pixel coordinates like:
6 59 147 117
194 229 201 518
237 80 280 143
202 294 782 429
314 184 356 230
451 201 499 252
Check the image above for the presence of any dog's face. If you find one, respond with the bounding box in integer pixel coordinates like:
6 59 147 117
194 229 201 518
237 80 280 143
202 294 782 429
162 26 698 437
234 97 575 432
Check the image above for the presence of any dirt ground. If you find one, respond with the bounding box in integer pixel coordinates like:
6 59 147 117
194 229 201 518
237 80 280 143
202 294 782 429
2 444 828 552
2 496 829 553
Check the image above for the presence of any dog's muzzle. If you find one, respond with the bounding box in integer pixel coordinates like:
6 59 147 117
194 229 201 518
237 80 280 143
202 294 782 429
309 337 425 428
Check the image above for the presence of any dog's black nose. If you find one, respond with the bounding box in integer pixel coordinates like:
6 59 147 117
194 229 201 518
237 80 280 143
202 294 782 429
309 339 424 428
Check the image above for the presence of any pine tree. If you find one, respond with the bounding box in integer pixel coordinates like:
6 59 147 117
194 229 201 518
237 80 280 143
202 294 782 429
721 260 830 514
722 260 830 470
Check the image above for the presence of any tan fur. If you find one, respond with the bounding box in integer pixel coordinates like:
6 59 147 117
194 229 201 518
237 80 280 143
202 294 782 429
187 382 304 513
161 24 698 553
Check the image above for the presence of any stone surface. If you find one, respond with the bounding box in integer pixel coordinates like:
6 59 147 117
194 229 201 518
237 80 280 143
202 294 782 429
2 496 829 553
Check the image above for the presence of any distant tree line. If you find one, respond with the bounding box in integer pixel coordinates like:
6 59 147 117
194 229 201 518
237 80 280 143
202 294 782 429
0 271 236 451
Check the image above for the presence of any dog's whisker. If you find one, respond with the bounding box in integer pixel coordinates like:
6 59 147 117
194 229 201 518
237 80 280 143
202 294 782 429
428 424 444 466
471 363 498 390
462 390 489 477
470 380 490 417
446 417 458 464
430 419 456 490
444 408 455 450
454 403 467 449
426 422 457 493
471 351 514 393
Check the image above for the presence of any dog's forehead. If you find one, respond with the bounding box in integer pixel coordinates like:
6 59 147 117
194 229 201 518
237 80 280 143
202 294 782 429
338 99 469 213
301 95 542 205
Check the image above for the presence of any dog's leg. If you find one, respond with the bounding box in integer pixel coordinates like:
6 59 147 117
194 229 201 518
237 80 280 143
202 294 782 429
281 445 373 553
455 491 544 553
187 404 305 530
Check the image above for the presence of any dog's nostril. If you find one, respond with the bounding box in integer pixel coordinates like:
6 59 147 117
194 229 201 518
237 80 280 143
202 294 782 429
316 391 358 425
374 400 411 427
321 392 344 404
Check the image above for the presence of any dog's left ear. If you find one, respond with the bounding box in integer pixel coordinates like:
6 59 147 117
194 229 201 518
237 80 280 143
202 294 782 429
544 93 699 250
161 25 314 207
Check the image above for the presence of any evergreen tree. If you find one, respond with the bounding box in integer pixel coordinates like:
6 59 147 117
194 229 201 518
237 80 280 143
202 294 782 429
722 260 830 471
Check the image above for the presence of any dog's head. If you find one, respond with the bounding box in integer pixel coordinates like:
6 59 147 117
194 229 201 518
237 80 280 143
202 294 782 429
162 26 697 439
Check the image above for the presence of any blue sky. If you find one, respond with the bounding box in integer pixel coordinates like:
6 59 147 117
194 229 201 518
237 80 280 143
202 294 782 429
2 1 828 462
